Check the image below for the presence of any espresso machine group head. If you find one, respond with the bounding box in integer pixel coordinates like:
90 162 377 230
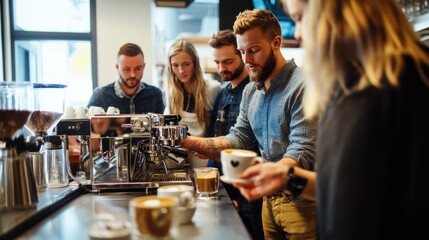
87 113 190 191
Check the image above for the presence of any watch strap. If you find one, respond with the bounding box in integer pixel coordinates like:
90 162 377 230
283 166 307 199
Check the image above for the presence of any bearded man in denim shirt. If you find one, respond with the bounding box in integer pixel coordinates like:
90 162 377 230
206 29 263 240
182 9 318 240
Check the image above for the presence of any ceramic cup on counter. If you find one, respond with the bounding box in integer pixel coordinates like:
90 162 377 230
129 195 178 239
88 106 105 117
194 167 219 199
75 106 88 119
220 149 264 184
158 185 196 225
106 106 120 115
63 106 76 119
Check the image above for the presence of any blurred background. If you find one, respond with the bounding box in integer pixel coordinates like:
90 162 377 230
1 0 428 108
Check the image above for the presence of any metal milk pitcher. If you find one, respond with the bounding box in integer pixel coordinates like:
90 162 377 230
0 139 39 210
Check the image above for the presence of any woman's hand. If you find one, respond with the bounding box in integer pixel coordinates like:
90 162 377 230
233 162 290 201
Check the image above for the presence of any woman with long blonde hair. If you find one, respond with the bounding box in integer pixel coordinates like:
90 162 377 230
234 0 429 239
165 38 220 137
165 39 221 168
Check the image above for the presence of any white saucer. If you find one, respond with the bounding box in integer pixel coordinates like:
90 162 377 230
220 175 249 184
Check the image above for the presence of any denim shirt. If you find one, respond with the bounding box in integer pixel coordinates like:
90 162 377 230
207 76 250 137
226 59 318 170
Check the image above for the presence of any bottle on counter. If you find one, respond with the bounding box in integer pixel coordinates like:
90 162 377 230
44 135 68 188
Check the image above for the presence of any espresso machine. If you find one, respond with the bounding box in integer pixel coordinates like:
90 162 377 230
86 113 191 191
0 82 38 210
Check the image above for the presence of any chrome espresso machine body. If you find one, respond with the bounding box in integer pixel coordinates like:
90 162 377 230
86 113 190 191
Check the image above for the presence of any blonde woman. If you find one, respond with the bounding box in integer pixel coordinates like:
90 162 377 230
234 0 429 239
165 38 221 166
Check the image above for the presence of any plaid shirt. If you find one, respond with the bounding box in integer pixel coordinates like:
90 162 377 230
87 80 164 114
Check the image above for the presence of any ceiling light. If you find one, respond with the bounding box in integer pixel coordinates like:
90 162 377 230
154 0 195 8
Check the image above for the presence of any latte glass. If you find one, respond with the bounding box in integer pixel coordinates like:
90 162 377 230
194 167 219 199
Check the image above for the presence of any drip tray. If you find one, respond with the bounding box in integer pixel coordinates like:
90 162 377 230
142 169 189 182
91 167 194 192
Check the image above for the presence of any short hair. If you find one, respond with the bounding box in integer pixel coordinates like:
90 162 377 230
117 43 144 58
208 29 240 56
281 0 308 14
233 9 282 41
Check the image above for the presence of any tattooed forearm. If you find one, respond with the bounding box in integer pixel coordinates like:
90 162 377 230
204 136 232 160
206 138 218 160
182 135 233 161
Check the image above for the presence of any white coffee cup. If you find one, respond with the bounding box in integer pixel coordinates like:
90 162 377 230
88 106 105 117
106 106 120 115
63 106 76 119
158 185 196 225
75 106 88 118
221 149 263 180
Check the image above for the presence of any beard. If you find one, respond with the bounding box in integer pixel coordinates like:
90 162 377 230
119 73 142 89
249 49 276 90
220 61 245 82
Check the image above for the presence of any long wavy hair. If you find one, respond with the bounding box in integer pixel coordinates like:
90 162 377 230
303 0 429 119
166 38 208 127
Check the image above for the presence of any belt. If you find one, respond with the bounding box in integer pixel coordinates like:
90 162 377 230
266 191 293 203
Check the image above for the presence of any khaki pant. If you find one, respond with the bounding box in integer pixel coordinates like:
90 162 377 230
262 195 317 240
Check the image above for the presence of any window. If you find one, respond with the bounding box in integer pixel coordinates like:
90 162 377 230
155 0 219 42
0 7 4 81
153 0 219 84
9 0 96 107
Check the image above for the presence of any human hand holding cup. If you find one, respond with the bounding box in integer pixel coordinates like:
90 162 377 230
220 149 263 184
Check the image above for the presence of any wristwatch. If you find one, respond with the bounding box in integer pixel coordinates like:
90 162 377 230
283 166 308 199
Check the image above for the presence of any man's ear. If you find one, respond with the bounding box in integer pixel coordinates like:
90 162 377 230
272 36 282 49
115 63 119 70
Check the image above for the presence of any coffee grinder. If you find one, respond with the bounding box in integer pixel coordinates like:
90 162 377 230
24 83 67 189
0 82 37 210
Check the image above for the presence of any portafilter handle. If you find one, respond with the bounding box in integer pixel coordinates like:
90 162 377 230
162 146 188 159
163 114 182 125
